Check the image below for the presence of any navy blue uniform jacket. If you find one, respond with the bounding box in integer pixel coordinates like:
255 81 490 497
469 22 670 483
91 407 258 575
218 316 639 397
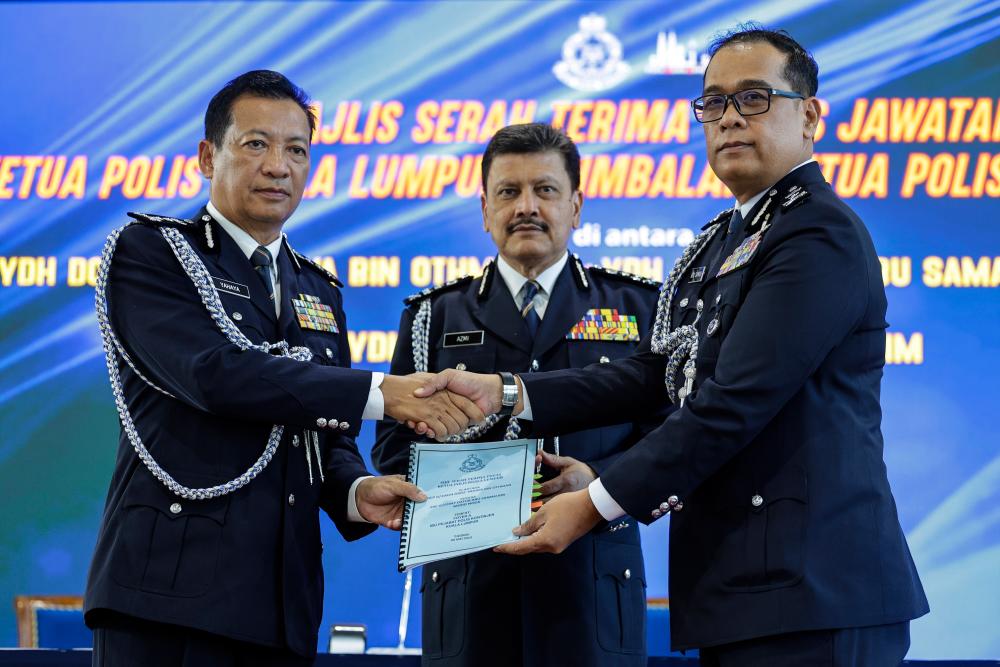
84 208 376 658
520 163 929 650
372 256 662 666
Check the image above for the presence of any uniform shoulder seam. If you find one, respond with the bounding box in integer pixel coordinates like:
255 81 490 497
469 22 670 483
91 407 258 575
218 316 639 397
403 274 476 305
586 264 661 289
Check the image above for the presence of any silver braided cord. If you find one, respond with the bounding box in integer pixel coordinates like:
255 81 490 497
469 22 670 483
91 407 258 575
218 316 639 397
95 222 313 500
411 297 520 442
96 227 176 399
650 211 729 403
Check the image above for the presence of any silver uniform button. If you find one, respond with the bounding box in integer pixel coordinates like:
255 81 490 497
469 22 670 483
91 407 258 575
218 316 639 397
659 502 670 513
169 503 182 514
667 495 679 506
339 421 350 430
327 419 339 429
651 508 663 519
679 297 689 308
232 312 243 321
292 435 300 448
531 359 539 371
288 494 296 506
674 501 684 511
325 348 333 359
202 214 211 222
707 319 719 336
431 571 439 583
316 417 328 428
599 356 610 363
455 363 467 371
751 494 764 507
623 568 631 580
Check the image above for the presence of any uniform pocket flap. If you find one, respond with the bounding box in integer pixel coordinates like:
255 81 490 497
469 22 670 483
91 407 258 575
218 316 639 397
420 556 467 592
593 540 646 586
122 474 231 525
711 469 808 513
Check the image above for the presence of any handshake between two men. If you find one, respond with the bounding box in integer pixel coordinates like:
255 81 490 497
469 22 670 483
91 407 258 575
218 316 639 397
377 369 602 556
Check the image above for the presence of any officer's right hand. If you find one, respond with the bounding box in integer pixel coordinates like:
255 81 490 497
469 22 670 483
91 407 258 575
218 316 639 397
412 369 510 420
382 373 485 438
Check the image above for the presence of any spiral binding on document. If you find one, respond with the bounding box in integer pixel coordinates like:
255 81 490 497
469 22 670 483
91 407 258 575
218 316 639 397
397 442 418 572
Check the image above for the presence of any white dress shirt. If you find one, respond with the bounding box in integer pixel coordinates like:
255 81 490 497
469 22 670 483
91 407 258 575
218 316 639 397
494 251 569 317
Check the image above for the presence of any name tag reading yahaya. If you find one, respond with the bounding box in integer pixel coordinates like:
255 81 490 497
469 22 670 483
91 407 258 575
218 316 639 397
397 439 538 571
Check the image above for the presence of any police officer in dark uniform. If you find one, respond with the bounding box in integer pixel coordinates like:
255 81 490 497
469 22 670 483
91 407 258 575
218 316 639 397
419 28 929 666
372 123 663 667
84 70 479 667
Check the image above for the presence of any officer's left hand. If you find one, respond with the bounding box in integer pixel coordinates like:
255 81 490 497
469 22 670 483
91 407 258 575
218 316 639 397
356 475 427 530
536 450 597 500
493 489 601 555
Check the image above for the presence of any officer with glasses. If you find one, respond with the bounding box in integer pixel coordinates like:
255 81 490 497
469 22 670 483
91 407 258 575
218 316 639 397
416 23 929 666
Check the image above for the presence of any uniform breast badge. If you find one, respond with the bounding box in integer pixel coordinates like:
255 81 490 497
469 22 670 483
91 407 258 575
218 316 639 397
293 293 339 333
566 308 640 341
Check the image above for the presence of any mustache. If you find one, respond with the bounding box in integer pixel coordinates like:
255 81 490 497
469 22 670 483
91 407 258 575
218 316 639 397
507 218 548 233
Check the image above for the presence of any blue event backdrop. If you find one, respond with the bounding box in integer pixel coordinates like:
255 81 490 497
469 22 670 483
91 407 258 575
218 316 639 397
1 0 998 659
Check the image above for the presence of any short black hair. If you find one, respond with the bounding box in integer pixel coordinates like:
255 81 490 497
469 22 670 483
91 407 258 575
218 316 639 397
204 70 315 147
708 23 819 97
481 123 581 192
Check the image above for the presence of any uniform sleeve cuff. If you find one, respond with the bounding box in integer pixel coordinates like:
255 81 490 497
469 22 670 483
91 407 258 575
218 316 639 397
515 380 533 420
362 372 385 420
588 478 626 521
348 475 374 523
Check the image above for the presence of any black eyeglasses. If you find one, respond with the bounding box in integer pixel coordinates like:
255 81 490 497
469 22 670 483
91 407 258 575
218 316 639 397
691 88 806 123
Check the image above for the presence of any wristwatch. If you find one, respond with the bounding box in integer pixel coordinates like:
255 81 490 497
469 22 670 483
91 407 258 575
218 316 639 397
497 371 519 417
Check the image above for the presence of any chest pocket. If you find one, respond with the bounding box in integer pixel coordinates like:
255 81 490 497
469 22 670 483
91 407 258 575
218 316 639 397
302 332 342 366
214 291 269 343
672 293 703 328
567 339 637 368
698 275 744 362
434 345 495 373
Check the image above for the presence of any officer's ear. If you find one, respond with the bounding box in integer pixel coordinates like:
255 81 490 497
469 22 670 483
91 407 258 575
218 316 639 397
571 189 583 229
480 192 489 232
198 139 215 180
802 96 822 143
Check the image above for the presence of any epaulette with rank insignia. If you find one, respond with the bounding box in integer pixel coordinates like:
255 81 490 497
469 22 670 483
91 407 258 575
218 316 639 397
586 263 662 290
284 237 343 288
127 211 193 228
403 273 476 306
781 184 810 212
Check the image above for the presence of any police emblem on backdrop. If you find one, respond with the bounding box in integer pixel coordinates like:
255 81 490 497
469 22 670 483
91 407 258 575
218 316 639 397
553 13 631 92
567 308 640 341
292 293 339 333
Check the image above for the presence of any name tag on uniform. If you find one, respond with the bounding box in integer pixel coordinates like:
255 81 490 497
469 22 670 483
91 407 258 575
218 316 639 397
211 276 250 299
443 330 484 347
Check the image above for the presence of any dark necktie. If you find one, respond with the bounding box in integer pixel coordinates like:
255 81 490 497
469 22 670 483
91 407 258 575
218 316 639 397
520 280 541 338
250 245 275 303
728 208 745 236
